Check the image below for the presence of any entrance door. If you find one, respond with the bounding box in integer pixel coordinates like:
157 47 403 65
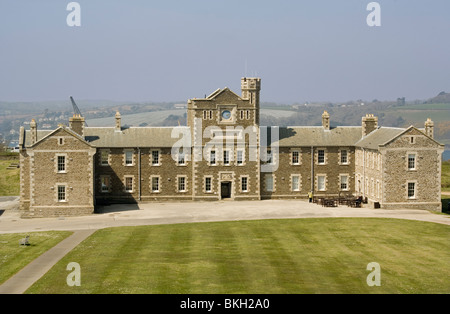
221 182 231 199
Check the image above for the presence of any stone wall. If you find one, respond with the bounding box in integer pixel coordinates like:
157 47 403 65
21 128 95 217
381 128 443 211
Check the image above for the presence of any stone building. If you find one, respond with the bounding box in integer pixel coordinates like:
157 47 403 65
18 78 445 217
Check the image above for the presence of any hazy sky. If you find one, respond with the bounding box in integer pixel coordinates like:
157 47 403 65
1 0 449 103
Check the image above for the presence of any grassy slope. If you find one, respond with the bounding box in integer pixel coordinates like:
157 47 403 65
26 218 450 294
442 161 450 192
0 160 20 196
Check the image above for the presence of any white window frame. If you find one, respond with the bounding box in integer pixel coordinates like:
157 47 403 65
124 150 134 166
178 149 186 166
205 176 212 193
124 176 134 193
265 174 274 192
223 150 230 166
241 176 248 192
236 149 244 165
340 149 348 165
151 176 160 193
291 150 300 165
151 150 160 166
317 175 326 191
340 174 349 191
57 185 66 202
291 174 301 192
407 153 416 170
317 149 325 165
210 150 216 166
407 181 416 199
57 155 66 173
178 176 187 192
100 150 109 166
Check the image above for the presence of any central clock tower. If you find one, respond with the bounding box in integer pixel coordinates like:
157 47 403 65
186 77 261 201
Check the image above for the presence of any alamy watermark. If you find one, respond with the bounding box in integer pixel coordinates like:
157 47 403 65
66 262 81 286
66 2 381 28
366 262 381 286
170 118 279 172
66 2 81 27
367 2 381 27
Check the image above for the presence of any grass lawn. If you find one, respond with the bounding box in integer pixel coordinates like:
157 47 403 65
442 161 450 192
0 231 73 284
26 218 450 294
0 160 20 196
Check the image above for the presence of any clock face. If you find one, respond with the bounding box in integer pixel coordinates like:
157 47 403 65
221 110 231 120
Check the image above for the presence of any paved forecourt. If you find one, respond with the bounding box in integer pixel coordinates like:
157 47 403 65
1 199 449 235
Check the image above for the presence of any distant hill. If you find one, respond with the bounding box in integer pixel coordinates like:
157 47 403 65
427 91 450 104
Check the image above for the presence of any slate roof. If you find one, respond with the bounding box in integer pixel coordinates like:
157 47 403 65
24 125 439 150
354 127 406 150
267 126 363 147
83 127 190 148
23 130 52 147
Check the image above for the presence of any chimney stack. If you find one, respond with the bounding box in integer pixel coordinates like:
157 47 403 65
30 119 37 145
424 118 434 139
322 111 330 130
115 111 121 131
69 114 85 136
362 114 378 137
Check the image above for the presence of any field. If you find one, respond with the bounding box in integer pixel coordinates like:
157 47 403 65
26 218 450 294
87 109 187 127
0 159 20 196
442 161 450 192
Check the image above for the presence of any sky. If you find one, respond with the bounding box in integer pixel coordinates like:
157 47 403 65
0 0 449 104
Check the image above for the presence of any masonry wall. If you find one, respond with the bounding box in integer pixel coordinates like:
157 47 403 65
95 147 193 203
188 88 260 201
355 148 383 207
381 129 443 211
262 146 355 199
19 150 30 211
24 129 95 217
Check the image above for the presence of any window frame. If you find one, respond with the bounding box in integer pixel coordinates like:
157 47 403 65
317 149 325 165
291 174 300 192
178 176 187 192
151 150 160 166
100 175 111 193
340 149 348 165
124 150 134 166
340 175 349 191
407 182 416 199
124 176 134 193
407 153 416 170
317 175 326 191
57 185 66 202
291 150 300 165
57 155 66 173
241 176 248 192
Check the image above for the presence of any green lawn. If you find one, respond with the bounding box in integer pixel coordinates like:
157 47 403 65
0 160 20 196
442 161 450 192
0 231 73 284
26 218 450 294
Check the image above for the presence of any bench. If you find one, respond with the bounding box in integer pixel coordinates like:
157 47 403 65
19 235 30 246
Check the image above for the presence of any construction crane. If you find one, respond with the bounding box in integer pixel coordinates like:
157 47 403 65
70 96 88 126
